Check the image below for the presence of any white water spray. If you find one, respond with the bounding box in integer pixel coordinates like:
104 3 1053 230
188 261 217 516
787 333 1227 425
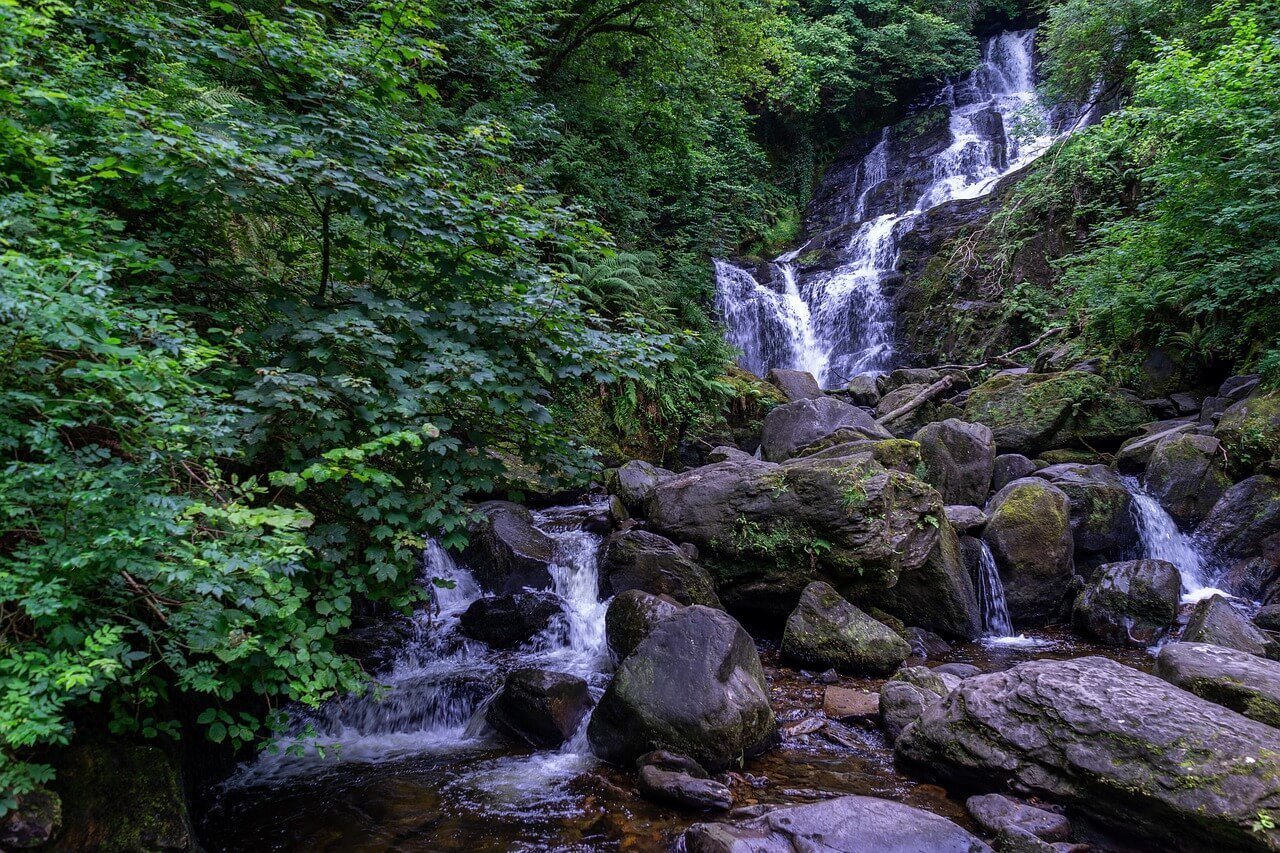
1122 475 1226 603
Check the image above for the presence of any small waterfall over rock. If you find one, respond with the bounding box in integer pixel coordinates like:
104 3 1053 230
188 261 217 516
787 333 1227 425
1122 475 1225 603
715 29 1086 388
975 539 1014 637
228 502 612 816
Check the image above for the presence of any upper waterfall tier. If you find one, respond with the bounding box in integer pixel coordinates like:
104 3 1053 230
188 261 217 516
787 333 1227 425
715 29 1092 389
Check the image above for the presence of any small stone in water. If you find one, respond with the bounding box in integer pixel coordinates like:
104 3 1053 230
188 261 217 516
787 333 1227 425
823 686 879 721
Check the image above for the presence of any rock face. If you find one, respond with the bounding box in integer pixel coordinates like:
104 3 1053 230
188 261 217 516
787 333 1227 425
609 460 673 514
1072 559 1180 647
982 478 1074 625
760 396 892 462
781 582 910 675
914 419 996 506
458 501 555 593
485 669 593 747
645 453 944 619
681 794 992 853
767 368 824 401
896 656 1280 851
459 592 561 648
1145 433 1231 527
605 589 680 660
600 529 720 607
0 788 61 849
1183 594 1278 658
1031 463 1137 569
1155 643 1280 727
587 606 775 771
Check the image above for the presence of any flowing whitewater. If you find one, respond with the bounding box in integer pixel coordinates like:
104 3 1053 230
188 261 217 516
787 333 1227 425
716 29 1085 387
225 503 612 818
975 539 1014 637
1122 475 1227 603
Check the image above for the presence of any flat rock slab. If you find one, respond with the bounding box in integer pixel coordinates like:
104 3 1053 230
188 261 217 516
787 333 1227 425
823 686 879 720
966 793 1070 842
1155 642 1280 727
897 656 1280 851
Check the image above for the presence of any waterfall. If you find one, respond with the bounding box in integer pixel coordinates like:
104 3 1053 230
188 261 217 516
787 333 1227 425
229 502 613 813
975 539 1014 637
1121 475 1225 603
715 29 1082 388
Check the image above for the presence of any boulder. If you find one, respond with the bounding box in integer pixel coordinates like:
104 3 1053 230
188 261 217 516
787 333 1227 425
907 626 953 659
888 367 945 391
823 686 879 721
1183 594 1278 658
600 529 719 607
914 419 996 506
1199 476 1280 564
767 368 824 401
897 656 1280 851
457 501 555 593
459 592 561 648
485 669 593 747
681 794 992 853
935 662 983 679
637 764 733 811
760 396 892 462
609 460 674 515
1 788 61 849
1115 421 1199 473
966 794 1070 842
587 606 775 771
646 453 945 620
992 454 1037 492
1257 604 1280 632
1072 559 1180 647
1145 433 1230 527
963 371 1148 455
802 437 921 471
1031 463 1137 569
1216 390 1280 478
863 521 983 641
706 445 754 463
945 505 988 533
781 581 910 675
847 372 882 407
879 666 951 741
605 589 680 661
876 384 963 438
1155 642 1280 727
982 478 1074 625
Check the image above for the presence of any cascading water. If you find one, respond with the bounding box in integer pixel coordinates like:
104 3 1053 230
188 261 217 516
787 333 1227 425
975 539 1014 637
715 29 1086 388
1122 475 1226 603
226 503 612 817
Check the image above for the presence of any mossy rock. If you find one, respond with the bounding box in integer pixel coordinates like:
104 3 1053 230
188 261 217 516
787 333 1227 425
1215 390 1280 479
782 581 910 675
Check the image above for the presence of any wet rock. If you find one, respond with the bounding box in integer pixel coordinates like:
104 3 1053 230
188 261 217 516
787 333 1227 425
823 686 879 721
767 368 824 401
967 794 1070 842
1 788 61 849
847 372 882 407
609 460 674 515
1114 421 1199 473
896 656 1280 851
782 581 910 675
1199 476 1280 565
1216 391 1280 478
982 478 1074 625
1155 642 1280 727
459 592 561 648
588 606 775 772
486 669 593 747
1183 594 1278 658
963 371 1148 456
637 749 709 777
761 396 892 462
1170 391 1203 415
605 589 681 660
935 662 982 679
600 529 720 607
1031 463 1137 569
645 453 945 620
888 367 945 391
638 765 733 811
1257 604 1280 632
864 520 982 641
1145 433 1230 527
681 794 992 853
1071 559 1180 647
458 501 555 593
906 626 952 659
945 504 988 533
915 419 996 506
992 453 1037 491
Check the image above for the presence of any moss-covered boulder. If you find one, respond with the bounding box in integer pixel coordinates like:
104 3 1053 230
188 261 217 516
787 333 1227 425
879 666 953 741
800 437 921 472
486 668 593 747
1155 642 1280 728
608 460 674 515
862 519 982 641
1216 390 1280 479
588 606 775 771
605 589 681 661
781 581 910 675
963 371 1148 456
1072 559 1180 647
896 656 1280 852
0 788 61 849
914 418 996 506
600 529 720 607
1145 433 1231 527
1031 463 1137 570
981 478 1074 625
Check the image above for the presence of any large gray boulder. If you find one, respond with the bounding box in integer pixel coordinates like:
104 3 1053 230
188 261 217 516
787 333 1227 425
485 669 593 747
1115 422 1199 473
862 520 983 641
992 454 1037 492
457 501 555 593
609 460 674 515
897 656 1280 851
847 372 882 407
767 368 824 401
646 453 944 619
1183 594 1278 658
982 478 1075 625
966 794 1071 843
781 582 909 675
587 606 775 771
600 529 719 607
879 666 952 741
1071 559 1180 647
1031 463 1137 569
914 419 996 506
1155 642 1280 727
761 396 893 461
1145 433 1230 527
604 589 681 661
681 795 991 853
1200 475 1280 570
